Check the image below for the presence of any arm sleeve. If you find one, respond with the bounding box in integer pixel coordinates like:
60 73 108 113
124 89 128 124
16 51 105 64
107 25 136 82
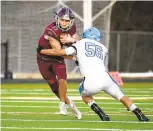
65 46 77 55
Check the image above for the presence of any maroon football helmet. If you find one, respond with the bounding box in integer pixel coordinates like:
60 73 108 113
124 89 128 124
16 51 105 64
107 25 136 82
54 7 75 31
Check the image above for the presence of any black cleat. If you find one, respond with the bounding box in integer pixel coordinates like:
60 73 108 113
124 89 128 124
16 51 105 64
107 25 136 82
91 103 110 121
98 111 110 121
133 108 149 121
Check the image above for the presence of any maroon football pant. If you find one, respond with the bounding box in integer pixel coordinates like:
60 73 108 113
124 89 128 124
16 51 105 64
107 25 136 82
37 58 67 96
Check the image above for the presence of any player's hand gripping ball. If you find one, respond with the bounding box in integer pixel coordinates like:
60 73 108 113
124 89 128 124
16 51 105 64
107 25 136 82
60 33 72 46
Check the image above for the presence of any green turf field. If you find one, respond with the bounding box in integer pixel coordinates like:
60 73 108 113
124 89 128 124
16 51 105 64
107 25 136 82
1 83 153 131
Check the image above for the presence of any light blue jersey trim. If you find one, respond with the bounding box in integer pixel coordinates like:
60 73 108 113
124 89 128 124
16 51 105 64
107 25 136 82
79 81 84 95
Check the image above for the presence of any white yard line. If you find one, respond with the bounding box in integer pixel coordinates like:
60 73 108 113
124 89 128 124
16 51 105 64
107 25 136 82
1 100 152 105
1 90 152 94
1 89 48 92
2 92 56 95
1 127 153 131
1 96 153 100
1 119 153 124
1 105 153 111
1 92 153 97
2 88 153 92
1 111 153 115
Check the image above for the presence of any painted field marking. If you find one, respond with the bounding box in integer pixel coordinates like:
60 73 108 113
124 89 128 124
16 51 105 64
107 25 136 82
1 127 153 131
1 119 153 124
1 92 153 97
2 111 153 116
1 90 152 94
1 105 153 111
2 88 153 92
1 100 152 105
1 96 153 100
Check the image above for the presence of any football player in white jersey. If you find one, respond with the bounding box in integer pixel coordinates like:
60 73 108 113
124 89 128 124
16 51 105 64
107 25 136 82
39 27 149 122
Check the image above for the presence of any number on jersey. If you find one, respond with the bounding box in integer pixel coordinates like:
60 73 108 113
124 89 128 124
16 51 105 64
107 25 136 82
85 42 103 60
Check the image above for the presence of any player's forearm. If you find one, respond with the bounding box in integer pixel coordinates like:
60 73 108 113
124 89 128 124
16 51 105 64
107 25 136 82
40 49 66 56
49 42 61 49
45 35 61 49
48 38 61 49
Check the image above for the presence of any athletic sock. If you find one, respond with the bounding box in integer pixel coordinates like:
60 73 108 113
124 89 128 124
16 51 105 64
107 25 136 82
129 103 137 111
88 101 96 107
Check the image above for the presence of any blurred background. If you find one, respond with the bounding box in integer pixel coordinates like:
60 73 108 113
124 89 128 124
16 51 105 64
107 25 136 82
1 0 153 81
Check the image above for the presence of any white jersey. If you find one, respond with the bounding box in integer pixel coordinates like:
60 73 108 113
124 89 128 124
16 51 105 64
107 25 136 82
65 38 124 99
65 38 108 77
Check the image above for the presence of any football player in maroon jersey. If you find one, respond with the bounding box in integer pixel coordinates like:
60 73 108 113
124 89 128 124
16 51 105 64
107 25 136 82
37 7 81 119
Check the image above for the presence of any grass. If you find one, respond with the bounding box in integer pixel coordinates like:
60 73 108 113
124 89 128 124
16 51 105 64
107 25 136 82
1 82 153 131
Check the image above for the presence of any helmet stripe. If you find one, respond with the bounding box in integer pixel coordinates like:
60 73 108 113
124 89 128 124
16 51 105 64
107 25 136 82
66 7 69 17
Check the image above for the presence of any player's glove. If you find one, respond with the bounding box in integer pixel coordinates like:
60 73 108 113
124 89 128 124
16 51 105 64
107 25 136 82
37 46 44 53
75 60 79 66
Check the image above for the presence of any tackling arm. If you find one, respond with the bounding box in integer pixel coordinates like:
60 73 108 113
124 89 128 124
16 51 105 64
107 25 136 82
40 47 76 60
44 35 61 49
40 49 66 56
40 46 76 58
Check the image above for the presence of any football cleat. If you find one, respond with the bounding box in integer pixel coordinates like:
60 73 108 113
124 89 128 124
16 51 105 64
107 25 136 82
133 108 149 121
98 111 110 121
91 103 110 121
59 102 67 116
69 101 82 119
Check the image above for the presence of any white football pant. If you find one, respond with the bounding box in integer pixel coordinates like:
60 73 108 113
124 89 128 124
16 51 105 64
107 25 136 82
79 72 124 100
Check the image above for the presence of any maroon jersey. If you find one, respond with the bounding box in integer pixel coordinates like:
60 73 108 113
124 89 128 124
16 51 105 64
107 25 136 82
38 22 76 61
39 22 76 48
